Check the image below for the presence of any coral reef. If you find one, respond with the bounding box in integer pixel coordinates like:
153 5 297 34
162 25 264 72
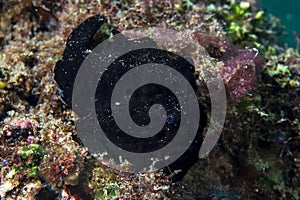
0 0 299 199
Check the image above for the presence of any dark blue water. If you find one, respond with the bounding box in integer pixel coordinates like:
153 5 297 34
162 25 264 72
262 1 300 47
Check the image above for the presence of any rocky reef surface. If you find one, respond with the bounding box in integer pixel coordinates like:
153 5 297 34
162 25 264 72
0 0 299 199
